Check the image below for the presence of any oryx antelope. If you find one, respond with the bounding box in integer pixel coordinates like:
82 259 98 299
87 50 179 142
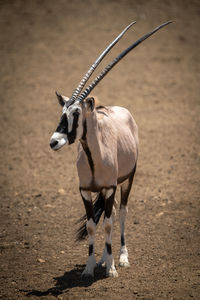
50 21 172 278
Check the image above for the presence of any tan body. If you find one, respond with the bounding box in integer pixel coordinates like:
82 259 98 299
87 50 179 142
77 106 139 192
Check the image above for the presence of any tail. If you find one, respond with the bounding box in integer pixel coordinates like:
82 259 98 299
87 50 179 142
76 192 105 242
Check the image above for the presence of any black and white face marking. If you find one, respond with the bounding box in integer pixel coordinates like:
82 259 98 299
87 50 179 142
50 98 83 150
66 102 83 143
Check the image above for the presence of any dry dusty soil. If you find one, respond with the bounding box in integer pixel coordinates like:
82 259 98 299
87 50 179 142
0 0 200 299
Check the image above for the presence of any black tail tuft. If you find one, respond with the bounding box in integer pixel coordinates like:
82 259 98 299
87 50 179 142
75 192 105 242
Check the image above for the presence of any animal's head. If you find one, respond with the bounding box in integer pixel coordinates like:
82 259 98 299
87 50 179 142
50 93 95 150
50 20 172 150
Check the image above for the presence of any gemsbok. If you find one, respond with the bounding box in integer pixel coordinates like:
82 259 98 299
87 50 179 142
50 21 172 278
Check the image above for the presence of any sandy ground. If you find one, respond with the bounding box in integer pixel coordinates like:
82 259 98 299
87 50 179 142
0 0 200 299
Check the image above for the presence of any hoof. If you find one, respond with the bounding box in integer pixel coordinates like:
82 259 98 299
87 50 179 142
106 269 118 278
119 261 130 268
119 252 130 267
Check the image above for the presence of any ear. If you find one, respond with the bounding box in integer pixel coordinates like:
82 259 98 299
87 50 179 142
55 91 69 107
85 97 95 112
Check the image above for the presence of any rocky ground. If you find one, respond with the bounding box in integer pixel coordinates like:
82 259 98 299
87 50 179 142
0 0 200 299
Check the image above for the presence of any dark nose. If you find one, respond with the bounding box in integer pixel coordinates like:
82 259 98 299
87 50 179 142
50 140 58 149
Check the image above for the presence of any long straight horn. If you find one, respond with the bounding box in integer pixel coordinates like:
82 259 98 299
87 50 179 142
77 21 173 102
70 21 136 101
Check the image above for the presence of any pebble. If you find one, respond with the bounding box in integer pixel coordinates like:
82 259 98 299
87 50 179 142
58 188 66 195
37 258 45 263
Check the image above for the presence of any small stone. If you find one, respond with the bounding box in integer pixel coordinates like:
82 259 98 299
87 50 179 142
58 188 66 195
44 204 55 208
37 258 45 263
156 212 164 217
35 193 42 198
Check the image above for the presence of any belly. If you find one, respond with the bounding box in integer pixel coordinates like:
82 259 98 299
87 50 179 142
117 132 138 180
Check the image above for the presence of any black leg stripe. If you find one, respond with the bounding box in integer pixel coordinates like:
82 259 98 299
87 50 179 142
89 244 93 256
106 242 112 255
80 189 95 221
121 235 125 247
104 187 116 218
83 199 95 222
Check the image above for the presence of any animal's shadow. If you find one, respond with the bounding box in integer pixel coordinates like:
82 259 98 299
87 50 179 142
24 264 106 297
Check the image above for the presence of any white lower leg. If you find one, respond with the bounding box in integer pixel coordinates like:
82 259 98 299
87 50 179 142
119 245 129 267
104 216 118 277
82 218 96 277
98 208 116 267
98 246 106 267
119 205 130 267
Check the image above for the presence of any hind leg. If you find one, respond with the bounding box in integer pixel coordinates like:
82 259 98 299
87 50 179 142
119 165 136 267
98 196 117 268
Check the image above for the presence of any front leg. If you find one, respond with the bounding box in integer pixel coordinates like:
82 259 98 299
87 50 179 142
80 188 96 278
102 187 118 278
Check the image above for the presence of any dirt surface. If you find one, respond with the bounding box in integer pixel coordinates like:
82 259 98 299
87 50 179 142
0 0 200 299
